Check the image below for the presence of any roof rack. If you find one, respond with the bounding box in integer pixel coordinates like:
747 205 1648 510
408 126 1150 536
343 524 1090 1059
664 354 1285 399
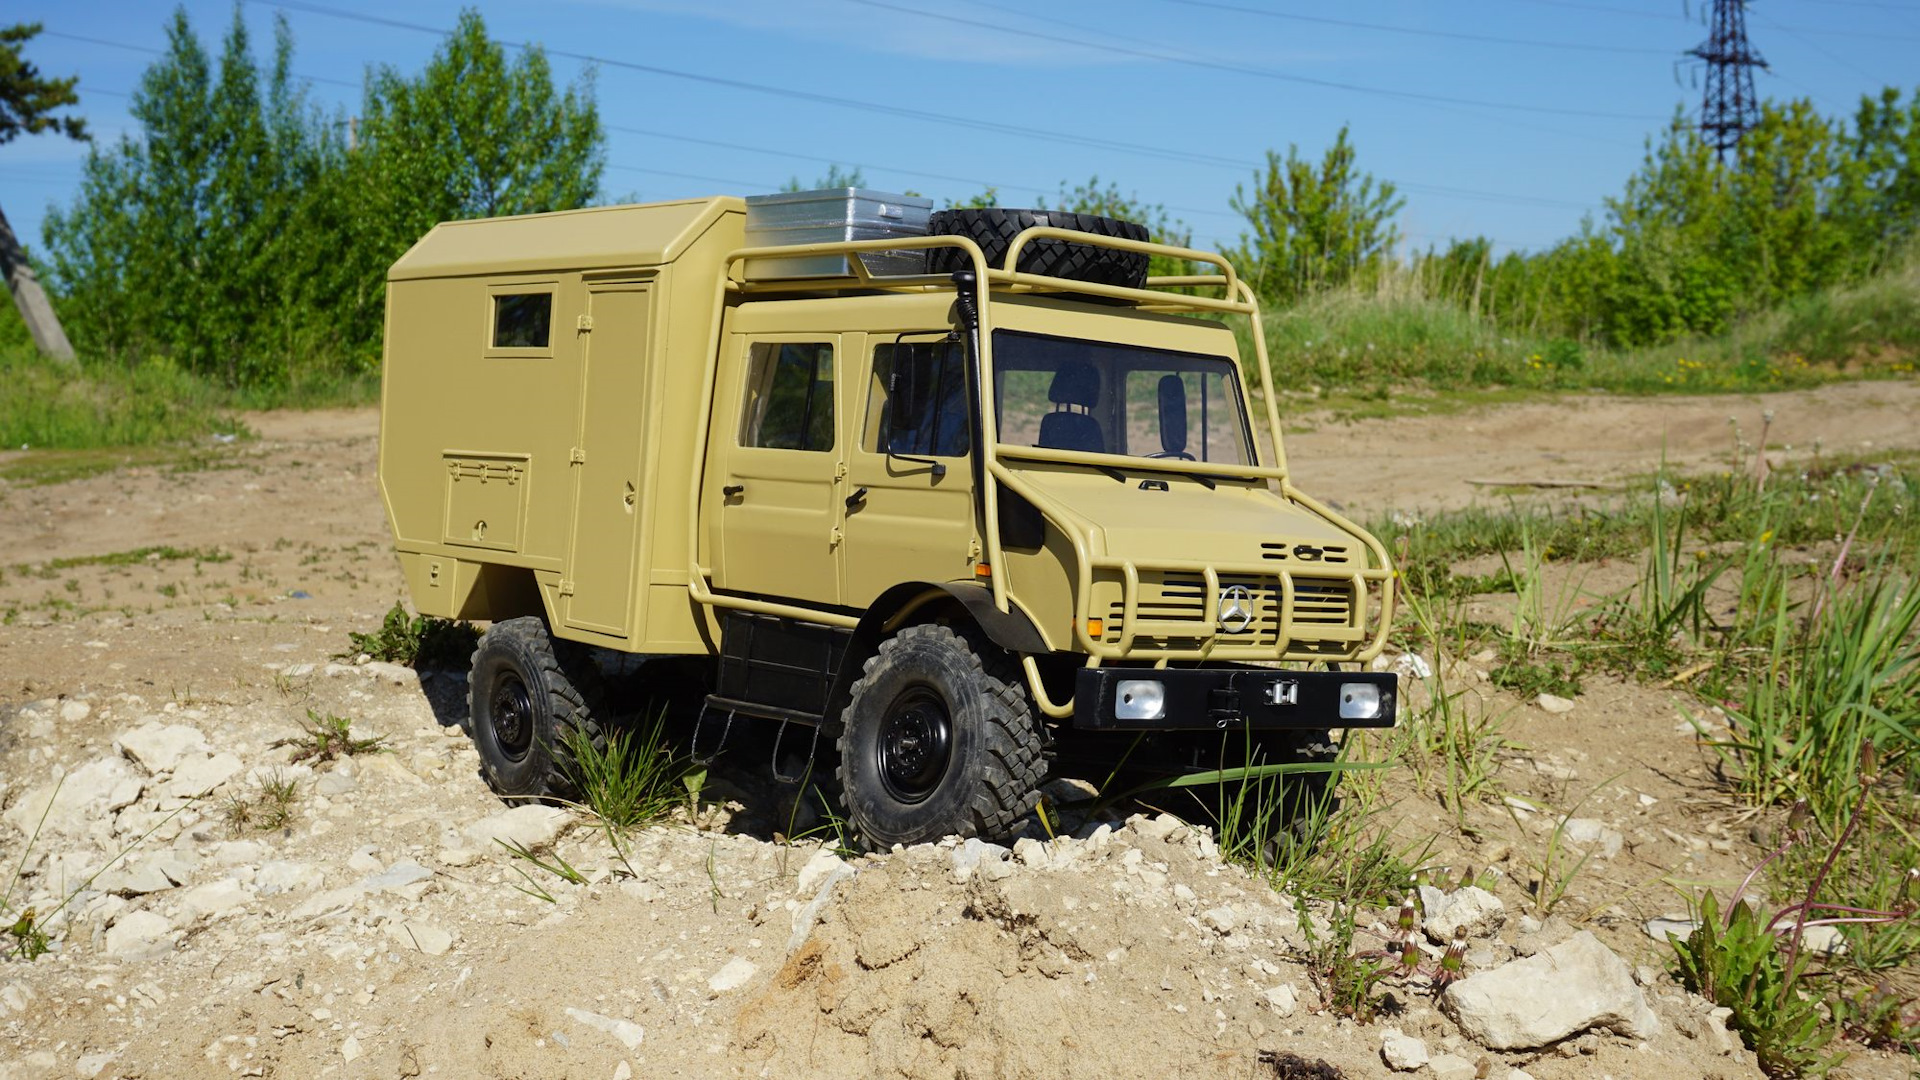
724 230 1255 317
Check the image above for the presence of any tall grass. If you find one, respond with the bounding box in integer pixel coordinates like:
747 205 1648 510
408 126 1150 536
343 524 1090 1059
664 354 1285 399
0 346 251 449
1251 244 1919 396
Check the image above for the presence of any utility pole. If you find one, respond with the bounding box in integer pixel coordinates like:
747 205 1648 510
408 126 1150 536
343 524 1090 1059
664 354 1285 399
1689 0 1768 160
0 202 76 366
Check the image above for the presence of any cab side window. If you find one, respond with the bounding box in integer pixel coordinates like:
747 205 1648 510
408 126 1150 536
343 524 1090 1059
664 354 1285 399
741 342 835 451
869 340 970 457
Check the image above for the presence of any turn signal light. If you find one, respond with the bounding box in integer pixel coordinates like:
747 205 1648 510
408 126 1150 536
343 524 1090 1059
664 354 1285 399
1084 617 1105 638
974 563 992 579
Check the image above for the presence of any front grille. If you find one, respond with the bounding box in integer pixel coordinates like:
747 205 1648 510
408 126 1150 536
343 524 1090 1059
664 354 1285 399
1100 573 1357 648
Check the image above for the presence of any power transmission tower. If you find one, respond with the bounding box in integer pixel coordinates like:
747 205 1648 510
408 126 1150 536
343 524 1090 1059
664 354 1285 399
1688 0 1768 160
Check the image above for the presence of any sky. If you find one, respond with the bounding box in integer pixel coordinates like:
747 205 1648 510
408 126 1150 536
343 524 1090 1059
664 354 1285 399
5 0 1918 259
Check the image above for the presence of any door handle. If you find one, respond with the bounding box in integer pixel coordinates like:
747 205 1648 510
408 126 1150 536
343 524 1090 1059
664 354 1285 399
722 483 745 499
845 486 869 510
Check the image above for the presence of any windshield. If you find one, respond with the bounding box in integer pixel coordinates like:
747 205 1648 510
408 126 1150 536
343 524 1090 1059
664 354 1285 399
991 330 1254 466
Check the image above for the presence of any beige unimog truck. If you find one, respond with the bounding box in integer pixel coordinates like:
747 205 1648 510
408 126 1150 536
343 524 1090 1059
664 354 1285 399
378 190 1397 849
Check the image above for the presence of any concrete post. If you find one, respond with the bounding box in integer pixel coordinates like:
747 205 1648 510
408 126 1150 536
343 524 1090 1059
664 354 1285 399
0 200 77 367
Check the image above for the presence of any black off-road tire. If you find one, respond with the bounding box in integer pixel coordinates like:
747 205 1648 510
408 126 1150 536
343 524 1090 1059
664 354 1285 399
465 616 607 802
835 624 1045 850
925 208 1152 289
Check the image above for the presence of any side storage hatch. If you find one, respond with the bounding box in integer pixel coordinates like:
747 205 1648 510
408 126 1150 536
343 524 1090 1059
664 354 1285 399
562 281 656 638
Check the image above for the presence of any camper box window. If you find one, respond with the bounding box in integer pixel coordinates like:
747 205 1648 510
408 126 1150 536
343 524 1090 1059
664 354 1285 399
491 292 553 350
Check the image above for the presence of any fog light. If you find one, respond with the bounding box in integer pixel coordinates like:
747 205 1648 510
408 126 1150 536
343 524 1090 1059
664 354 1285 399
1115 679 1166 721
1338 682 1382 721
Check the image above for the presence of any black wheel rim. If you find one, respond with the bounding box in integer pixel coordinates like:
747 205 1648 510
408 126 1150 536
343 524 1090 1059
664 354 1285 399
489 672 535 762
875 686 953 804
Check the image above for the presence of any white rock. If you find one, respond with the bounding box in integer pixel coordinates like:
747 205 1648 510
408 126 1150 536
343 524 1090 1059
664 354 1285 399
1392 653 1434 680
1561 818 1624 858
104 910 174 959
96 855 192 896
1260 983 1296 1016
3 758 140 838
60 699 92 722
386 920 453 956
179 880 252 920
74 1050 115 1078
707 956 757 993
363 660 416 686
362 860 435 894
795 848 847 895
116 723 210 774
339 1035 362 1062
1201 906 1238 934
1380 1032 1429 1071
1420 885 1507 942
463 805 570 853
314 772 357 797
1799 924 1849 957
255 861 324 895
1129 812 1184 843
949 838 1011 882
1644 916 1698 941
1536 693 1576 714
1428 1053 1478 1080
564 1007 644 1050
1441 930 1660 1049
1013 837 1049 868
613 1061 633 1080
165 753 244 798
1504 1070 1538 1080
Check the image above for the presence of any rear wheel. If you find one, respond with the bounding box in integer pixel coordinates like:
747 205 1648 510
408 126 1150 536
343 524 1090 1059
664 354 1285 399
466 617 606 801
835 624 1044 850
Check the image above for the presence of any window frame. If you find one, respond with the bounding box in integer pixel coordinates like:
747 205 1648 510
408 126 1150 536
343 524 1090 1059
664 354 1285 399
864 333 972 460
483 282 559 359
737 338 839 453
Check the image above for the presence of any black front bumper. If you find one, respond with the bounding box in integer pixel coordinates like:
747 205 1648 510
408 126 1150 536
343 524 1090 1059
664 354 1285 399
1072 667 1398 731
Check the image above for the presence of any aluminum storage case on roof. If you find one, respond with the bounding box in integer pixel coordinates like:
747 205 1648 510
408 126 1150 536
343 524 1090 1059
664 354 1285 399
742 188 932 279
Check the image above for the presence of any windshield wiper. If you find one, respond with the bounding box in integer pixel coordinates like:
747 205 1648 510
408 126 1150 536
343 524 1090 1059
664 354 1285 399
1045 457 1127 483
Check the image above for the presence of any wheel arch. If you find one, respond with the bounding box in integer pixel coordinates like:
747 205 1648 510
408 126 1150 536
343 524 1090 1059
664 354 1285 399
820 582 1044 736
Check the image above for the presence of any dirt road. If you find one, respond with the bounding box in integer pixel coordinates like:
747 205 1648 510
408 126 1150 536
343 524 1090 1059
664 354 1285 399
0 381 1914 1079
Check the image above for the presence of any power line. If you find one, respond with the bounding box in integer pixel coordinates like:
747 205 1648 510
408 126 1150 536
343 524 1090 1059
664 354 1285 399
255 0 1257 171
39 29 359 90
1499 0 1920 41
842 0 1667 122
1153 0 1675 55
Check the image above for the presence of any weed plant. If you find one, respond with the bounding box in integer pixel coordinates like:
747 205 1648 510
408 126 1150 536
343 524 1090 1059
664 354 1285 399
286 710 389 763
343 602 478 669
562 711 689 832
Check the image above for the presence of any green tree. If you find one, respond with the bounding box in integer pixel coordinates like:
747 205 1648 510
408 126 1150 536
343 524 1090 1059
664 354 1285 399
1229 126 1404 305
328 9 602 366
43 7 332 383
0 22 85 142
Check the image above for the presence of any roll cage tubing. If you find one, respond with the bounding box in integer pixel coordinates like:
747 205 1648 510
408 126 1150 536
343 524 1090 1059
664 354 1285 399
683 229 1396 717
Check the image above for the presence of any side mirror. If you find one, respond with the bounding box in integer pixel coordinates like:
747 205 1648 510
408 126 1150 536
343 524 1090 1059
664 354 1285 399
1157 374 1188 457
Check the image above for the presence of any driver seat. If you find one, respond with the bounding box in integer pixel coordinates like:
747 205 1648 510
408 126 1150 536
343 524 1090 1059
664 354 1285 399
1036 361 1104 453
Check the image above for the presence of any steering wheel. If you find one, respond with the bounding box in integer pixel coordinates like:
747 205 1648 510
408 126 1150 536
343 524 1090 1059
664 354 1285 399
1146 450 1197 461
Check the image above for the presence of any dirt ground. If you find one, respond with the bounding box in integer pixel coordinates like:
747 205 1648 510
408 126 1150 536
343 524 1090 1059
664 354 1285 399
1 380 1917 1080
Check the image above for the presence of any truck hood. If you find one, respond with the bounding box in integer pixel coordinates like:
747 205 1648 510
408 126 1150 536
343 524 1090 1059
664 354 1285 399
1005 463 1372 570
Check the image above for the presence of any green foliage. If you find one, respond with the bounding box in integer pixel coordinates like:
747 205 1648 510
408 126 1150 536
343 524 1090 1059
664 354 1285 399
0 22 86 144
562 713 688 832
0 344 250 449
40 7 600 391
1296 899 1395 1022
288 710 389 763
1230 125 1403 306
344 601 478 669
1671 891 1843 1077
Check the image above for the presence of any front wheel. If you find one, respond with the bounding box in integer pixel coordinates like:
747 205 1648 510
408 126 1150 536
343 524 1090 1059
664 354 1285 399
835 624 1044 850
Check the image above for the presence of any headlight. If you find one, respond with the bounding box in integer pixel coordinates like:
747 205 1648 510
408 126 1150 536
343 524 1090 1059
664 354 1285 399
1338 682 1382 721
1115 680 1166 721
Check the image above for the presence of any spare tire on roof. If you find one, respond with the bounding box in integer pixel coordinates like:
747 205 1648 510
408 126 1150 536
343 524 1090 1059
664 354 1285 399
925 208 1151 290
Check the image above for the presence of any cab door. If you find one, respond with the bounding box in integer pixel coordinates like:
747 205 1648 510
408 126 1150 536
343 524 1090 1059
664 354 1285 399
842 333 977 606
713 335 846 606
562 280 653 638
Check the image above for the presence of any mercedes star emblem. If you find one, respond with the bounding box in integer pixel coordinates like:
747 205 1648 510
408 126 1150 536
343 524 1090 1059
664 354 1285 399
1217 585 1256 634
